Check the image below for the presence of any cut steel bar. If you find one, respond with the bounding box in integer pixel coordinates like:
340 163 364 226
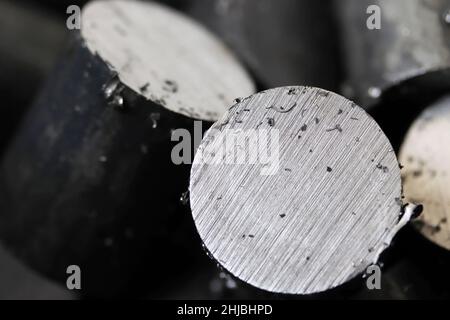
0 0 254 297
399 95 450 250
190 86 407 295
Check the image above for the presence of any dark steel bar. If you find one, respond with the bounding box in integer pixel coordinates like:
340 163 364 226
0 0 254 297
182 0 340 91
336 0 450 109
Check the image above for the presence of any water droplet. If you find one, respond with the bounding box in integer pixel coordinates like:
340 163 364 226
317 89 329 97
149 113 160 129
109 95 124 108
180 190 189 205
99 155 108 163
368 87 381 99
104 75 126 109
225 278 237 289
104 77 120 99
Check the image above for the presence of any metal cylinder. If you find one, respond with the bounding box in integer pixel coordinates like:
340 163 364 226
182 0 340 91
336 0 450 108
399 95 450 251
190 86 406 295
0 0 254 297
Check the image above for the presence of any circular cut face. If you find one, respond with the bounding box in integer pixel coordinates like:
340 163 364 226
190 86 402 294
81 0 255 121
400 96 450 250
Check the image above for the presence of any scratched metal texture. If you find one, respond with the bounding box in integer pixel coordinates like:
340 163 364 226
190 87 402 294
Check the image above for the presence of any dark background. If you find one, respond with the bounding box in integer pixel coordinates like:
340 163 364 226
0 0 449 300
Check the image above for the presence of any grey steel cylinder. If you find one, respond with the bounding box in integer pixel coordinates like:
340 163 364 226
183 0 340 91
336 0 450 108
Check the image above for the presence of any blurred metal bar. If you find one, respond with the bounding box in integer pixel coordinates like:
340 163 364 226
183 0 340 90
336 0 450 109
0 0 254 298
0 1 66 153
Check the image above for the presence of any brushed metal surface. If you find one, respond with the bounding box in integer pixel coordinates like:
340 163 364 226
190 86 403 294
